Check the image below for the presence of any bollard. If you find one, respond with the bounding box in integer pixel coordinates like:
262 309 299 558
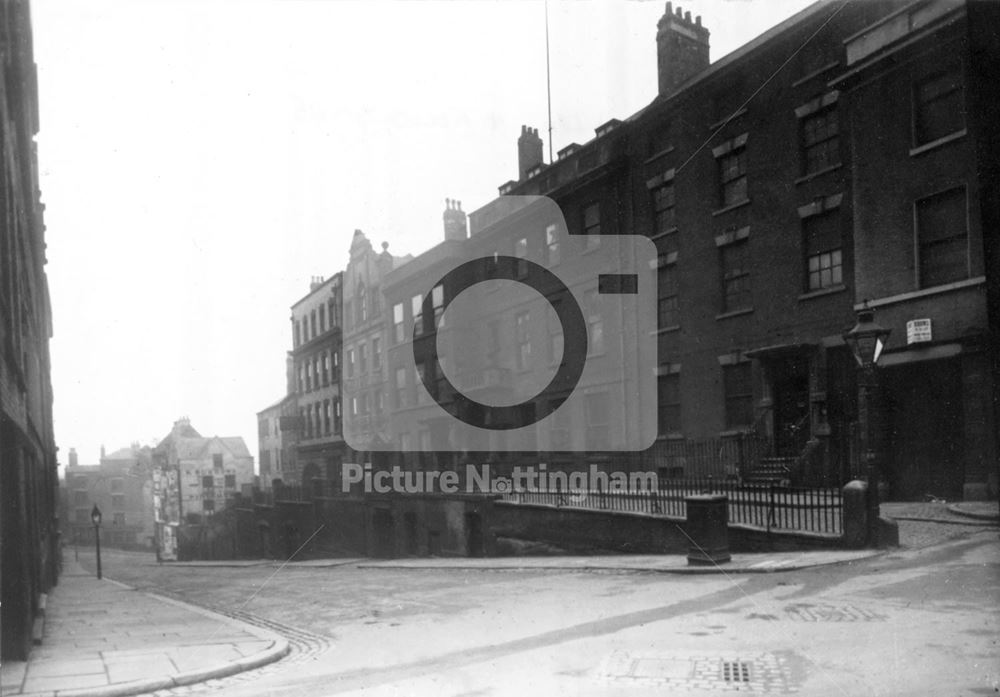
685 494 731 565
842 480 869 548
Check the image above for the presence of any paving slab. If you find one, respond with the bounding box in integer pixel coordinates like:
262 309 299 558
0 561 289 697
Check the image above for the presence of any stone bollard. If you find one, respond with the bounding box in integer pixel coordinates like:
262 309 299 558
685 494 731 565
842 480 868 548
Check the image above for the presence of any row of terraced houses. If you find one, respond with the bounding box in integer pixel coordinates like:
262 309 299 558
257 0 998 512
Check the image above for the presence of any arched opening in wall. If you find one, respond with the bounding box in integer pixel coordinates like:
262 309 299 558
301 463 320 496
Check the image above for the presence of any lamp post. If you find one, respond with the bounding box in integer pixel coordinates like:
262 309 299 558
91 504 103 580
842 307 891 546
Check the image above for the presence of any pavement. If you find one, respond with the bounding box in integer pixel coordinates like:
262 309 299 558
882 499 1000 525
356 549 885 573
2 498 994 697
0 561 289 697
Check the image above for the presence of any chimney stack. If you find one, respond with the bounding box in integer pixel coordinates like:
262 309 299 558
310 276 325 292
517 125 544 181
656 1 710 97
69 448 78 468
443 198 468 241
100 444 106 460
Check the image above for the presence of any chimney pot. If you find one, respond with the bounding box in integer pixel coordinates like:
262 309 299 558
517 124 545 181
443 196 469 241
657 2 710 97
696 15 701 26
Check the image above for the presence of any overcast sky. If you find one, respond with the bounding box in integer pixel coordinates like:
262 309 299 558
33 0 815 467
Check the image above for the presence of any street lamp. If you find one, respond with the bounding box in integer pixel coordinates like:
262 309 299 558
91 504 103 580
842 306 891 545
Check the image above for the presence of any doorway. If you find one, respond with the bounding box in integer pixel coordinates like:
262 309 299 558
465 513 484 557
884 358 964 500
372 509 395 558
771 355 811 457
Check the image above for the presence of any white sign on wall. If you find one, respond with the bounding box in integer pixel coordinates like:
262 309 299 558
906 318 932 344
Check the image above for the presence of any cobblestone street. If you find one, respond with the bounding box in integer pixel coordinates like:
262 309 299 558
58 513 999 697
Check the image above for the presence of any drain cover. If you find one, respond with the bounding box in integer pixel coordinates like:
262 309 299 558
721 660 752 682
599 650 796 691
784 604 887 622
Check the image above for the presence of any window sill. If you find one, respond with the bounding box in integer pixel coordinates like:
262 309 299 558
656 433 686 442
712 199 751 217
798 284 847 301
795 163 842 185
715 307 754 321
718 429 752 438
708 107 748 131
791 61 840 88
856 275 985 310
910 129 966 157
644 146 675 164
652 325 681 336
650 226 679 241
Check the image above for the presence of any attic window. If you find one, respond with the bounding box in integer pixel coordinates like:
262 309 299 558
557 144 580 160
527 163 547 178
595 119 621 137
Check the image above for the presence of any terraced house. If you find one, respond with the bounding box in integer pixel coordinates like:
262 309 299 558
371 0 997 501
0 0 59 659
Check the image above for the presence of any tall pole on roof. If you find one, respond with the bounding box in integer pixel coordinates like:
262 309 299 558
545 0 553 163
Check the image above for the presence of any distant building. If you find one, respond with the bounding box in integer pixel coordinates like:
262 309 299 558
381 204 467 466
256 394 297 489
63 445 154 549
287 273 345 489
152 418 255 520
342 230 410 472
0 0 60 660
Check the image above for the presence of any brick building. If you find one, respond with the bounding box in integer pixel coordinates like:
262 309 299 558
0 0 60 659
256 394 297 489
63 445 154 548
833 0 998 499
364 0 996 501
341 230 410 474
285 273 345 489
152 418 255 521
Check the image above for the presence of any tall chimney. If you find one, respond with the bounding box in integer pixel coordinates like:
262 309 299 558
517 125 544 181
69 448 78 468
443 199 468 241
656 2 710 97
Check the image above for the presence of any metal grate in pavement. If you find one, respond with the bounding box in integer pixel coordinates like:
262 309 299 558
784 603 886 622
721 659 752 683
599 650 797 692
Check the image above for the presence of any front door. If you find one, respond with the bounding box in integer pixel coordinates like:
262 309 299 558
884 359 964 501
772 355 811 457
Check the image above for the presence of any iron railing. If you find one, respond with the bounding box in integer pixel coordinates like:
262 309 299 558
642 432 773 481
500 479 843 535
